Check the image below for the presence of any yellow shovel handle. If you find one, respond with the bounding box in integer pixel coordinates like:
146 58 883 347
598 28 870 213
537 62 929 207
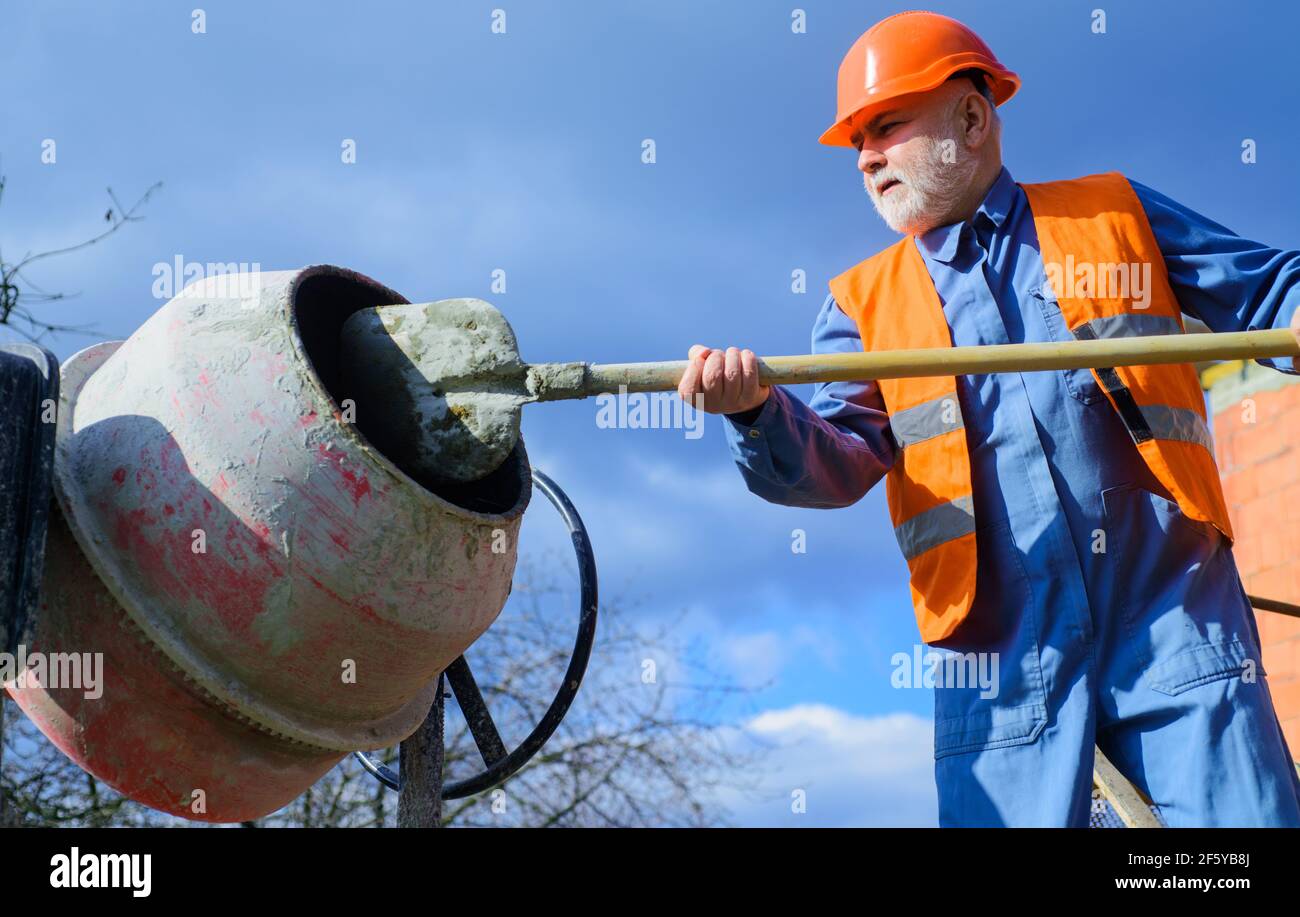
582 328 1298 394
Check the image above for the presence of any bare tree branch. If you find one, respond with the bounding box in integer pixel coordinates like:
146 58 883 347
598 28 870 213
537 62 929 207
0 165 161 342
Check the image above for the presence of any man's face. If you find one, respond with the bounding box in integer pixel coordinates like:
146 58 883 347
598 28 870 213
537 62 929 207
851 83 981 236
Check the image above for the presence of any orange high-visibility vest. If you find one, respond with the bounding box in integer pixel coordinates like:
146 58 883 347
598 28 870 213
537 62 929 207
829 171 1232 644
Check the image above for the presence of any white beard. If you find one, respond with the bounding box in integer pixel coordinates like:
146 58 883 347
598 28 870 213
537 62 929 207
866 137 981 236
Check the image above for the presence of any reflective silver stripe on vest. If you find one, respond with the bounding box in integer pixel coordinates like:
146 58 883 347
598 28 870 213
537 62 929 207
1075 314 1182 340
1140 404 1214 452
894 495 976 561
890 395 964 449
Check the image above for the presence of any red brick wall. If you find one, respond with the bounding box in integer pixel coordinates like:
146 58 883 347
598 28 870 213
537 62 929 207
1212 378 1300 756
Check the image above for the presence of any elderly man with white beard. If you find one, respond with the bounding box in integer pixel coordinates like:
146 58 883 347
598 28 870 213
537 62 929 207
678 11 1300 827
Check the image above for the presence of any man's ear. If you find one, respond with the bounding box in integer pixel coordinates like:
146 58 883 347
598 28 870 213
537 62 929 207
961 90 994 150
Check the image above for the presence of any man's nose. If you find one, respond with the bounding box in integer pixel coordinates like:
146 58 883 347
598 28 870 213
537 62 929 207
858 145 886 175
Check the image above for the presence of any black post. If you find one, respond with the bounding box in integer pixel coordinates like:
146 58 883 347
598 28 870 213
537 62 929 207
397 672 446 827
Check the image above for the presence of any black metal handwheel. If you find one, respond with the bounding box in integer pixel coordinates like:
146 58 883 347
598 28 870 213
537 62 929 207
354 468 598 799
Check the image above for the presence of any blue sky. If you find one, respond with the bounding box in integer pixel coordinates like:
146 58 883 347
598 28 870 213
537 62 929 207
4 0 1298 827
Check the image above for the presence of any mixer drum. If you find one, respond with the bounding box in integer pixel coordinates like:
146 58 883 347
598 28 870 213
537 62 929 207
4 265 531 822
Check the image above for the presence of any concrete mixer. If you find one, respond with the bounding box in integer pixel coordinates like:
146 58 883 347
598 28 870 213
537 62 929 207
1 265 597 823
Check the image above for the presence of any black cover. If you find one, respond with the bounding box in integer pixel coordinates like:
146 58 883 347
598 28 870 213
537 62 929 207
0 343 59 657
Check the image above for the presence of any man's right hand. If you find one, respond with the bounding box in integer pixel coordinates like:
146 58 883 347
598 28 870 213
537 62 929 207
677 345 771 415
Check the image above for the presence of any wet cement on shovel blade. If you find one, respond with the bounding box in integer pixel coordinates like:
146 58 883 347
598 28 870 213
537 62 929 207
339 299 533 484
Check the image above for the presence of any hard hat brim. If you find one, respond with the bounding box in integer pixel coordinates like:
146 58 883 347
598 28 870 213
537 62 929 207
819 66 1020 148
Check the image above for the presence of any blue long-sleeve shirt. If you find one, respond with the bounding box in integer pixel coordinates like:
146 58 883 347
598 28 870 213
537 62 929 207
724 166 1299 626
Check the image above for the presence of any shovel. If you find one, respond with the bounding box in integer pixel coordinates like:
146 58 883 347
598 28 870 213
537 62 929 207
339 299 1299 483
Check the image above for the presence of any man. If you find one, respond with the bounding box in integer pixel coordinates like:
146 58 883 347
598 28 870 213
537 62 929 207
678 10 1300 827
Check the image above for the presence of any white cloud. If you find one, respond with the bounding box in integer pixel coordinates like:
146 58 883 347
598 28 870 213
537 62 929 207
708 704 937 827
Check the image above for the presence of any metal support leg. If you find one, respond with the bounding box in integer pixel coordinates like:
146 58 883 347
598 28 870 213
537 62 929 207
397 672 446 827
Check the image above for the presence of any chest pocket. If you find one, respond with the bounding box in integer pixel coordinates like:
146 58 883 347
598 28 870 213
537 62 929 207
1030 286 1107 405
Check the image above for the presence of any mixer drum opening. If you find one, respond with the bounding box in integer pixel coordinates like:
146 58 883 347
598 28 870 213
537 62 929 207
290 270 527 514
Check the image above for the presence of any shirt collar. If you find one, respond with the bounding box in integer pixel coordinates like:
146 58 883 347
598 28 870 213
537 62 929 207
915 165 1017 263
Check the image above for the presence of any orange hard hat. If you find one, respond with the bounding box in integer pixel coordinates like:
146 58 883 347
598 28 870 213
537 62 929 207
819 10 1020 148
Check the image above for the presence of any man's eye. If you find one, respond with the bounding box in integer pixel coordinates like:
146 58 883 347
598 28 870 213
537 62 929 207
880 121 900 135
